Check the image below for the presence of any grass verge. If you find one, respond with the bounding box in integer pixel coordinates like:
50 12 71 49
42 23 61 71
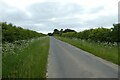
2 37 50 78
55 36 118 65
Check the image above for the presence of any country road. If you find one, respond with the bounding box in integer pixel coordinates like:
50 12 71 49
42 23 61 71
47 37 118 78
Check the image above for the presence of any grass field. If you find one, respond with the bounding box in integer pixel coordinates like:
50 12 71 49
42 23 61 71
56 37 118 65
2 37 50 78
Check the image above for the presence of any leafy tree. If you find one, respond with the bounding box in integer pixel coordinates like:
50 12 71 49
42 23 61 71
63 29 76 33
59 29 63 36
2 22 46 43
48 33 53 36
53 29 59 35
112 24 120 43
54 24 120 44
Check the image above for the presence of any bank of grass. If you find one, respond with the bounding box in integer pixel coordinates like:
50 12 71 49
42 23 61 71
2 37 50 78
55 36 118 65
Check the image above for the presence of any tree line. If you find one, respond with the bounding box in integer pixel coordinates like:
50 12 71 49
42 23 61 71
1 22 46 43
48 24 120 44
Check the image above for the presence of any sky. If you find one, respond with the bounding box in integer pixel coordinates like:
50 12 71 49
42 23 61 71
0 0 119 34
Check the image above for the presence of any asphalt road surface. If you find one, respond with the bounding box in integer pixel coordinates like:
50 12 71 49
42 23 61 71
47 37 118 78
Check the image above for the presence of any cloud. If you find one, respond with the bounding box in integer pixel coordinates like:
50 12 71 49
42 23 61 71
87 6 104 14
85 14 118 28
0 2 30 23
27 2 83 19
0 0 119 34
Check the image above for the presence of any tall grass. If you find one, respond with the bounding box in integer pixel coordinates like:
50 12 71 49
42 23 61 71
2 37 50 78
56 37 118 65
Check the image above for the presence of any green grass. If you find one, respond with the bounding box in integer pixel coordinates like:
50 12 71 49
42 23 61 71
2 37 50 78
56 37 118 65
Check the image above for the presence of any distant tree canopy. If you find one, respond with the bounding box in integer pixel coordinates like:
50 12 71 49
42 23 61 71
50 24 120 43
51 29 76 36
1 22 46 43
63 29 76 33
53 29 59 35
48 33 53 36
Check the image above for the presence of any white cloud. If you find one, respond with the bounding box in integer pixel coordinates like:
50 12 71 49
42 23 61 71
0 0 119 34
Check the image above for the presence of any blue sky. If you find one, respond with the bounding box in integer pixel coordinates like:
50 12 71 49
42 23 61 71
0 0 119 34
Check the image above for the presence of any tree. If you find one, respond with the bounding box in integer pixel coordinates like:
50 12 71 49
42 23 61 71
59 29 63 36
48 33 53 36
63 29 76 33
2 22 46 43
53 29 60 36
112 24 120 43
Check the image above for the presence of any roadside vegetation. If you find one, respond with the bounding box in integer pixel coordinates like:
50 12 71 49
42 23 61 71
49 24 120 65
2 22 49 78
